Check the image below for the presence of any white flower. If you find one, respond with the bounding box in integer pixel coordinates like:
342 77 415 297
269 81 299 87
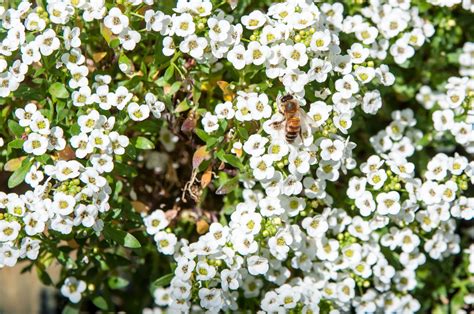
335 74 359 99
221 269 240 290
89 129 110 150
302 215 328 238
73 205 98 227
172 13 195 37
198 288 222 310
376 191 401 215
179 35 208 59
144 210 169 235
68 65 89 89
432 109 454 131
282 69 309 93
310 30 331 51
23 133 48 155
119 28 141 51
80 167 107 192
247 255 269 275
108 132 129 155
52 192 76 216
195 261 216 281
228 44 247 70
243 134 268 156
215 102 235 119
162 36 176 56
320 139 345 161
128 102 150 121
232 230 258 255
283 43 308 69
104 7 129 35
154 231 177 255
259 196 284 217
241 10 266 30
15 103 37 127
316 237 339 261
36 29 60 56
30 112 50 135
60 277 86 304
25 164 44 187
208 18 231 42
0 220 21 242
201 112 219 133
245 41 270 66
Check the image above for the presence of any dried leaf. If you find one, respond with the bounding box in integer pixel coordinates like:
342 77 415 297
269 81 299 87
4 156 26 172
67 239 80 249
131 201 150 214
165 209 178 221
100 23 115 45
216 176 239 195
181 111 197 133
57 145 76 161
92 52 107 63
196 219 209 235
201 165 213 188
227 0 238 9
217 81 235 101
192 146 211 169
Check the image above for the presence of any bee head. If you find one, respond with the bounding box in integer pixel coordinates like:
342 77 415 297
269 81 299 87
280 94 294 103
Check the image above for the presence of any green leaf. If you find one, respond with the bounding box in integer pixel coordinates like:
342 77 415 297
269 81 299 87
131 120 160 134
48 82 69 99
108 276 129 289
195 128 210 142
135 136 155 150
62 304 80 314
110 38 121 49
222 154 244 170
238 127 249 140
92 296 109 310
164 66 174 82
450 289 467 313
168 81 181 95
36 265 52 285
114 163 138 178
175 99 191 113
8 158 32 188
8 120 24 137
119 53 133 74
216 176 239 195
8 139 24 149
103 225 141 248
151 273 173 290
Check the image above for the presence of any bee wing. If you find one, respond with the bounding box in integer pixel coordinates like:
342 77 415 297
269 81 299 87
298 108 316 131
298 108 316 146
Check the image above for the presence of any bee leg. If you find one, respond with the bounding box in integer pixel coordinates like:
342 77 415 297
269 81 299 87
270 119 285 129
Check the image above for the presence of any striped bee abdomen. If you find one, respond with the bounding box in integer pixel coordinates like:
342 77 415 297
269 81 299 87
286 117 301 143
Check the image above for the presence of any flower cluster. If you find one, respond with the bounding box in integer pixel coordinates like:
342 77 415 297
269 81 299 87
0 0 473 312
427 0 474 12
417 78 474 154
344 0 435 65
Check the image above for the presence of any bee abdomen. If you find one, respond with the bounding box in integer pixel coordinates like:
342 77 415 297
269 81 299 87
286 132 298 143
285 117 301 143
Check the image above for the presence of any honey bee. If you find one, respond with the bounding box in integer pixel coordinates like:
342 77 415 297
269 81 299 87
270 94 308 143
